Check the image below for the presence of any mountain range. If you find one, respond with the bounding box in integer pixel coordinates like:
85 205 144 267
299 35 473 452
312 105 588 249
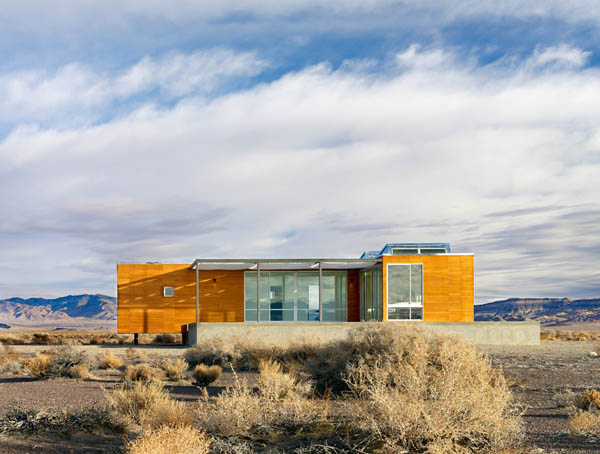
474 298 600 326
0 294 116 328
0 294 599 329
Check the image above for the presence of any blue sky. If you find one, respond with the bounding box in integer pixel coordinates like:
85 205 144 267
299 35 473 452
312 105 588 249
0 1 599 303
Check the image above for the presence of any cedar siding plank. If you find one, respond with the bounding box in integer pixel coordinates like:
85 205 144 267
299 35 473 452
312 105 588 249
382 255 474 322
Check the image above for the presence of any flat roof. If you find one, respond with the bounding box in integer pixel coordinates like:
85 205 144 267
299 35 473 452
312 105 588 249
191 258 380 271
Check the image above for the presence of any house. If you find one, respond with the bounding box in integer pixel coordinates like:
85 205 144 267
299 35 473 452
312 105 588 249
116 243 474 335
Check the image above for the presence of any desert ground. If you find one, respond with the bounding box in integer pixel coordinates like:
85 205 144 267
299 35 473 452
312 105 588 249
0 333 599 453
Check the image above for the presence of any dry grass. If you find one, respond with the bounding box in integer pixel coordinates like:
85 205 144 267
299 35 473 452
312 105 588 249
0 331 131 345
0 344 21 372
97 351 124 369
257 359 310 400
126 347 149 362
541 329 600 342
192 364 221 387
23 353 52 377
122 363 163 382
69 364 91 379
573 389 600 411
340 329 523 453
160 358 187 380
23 345 91 379
108 380 193 430
0 402 126 435
194 326 523 453
568 410 600 436
125 426 210 454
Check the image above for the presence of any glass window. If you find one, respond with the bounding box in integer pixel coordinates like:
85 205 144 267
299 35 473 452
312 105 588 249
392 248 418 255
419 249 446 254
387 264 423 321
388 265 410 304
244 271 347 322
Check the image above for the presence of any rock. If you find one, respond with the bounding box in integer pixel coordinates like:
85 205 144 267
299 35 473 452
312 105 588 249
586 351 598 357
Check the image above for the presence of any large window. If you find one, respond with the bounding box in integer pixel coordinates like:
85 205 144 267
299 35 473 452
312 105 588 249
387 264 423 320
244 271 347 322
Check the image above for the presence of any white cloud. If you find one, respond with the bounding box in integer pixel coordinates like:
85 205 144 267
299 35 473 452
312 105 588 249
0 49 267 128
0 45 599 301
526 44 591 70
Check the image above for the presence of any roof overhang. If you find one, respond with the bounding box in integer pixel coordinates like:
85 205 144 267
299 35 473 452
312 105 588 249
191 258 380 271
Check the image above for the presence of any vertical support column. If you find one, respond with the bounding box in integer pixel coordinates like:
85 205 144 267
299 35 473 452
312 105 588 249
133 333 139 345
256 262 261 322
318 262 323 322
195 265 199 325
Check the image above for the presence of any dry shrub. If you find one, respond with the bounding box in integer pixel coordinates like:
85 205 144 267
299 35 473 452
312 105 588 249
42 345 91 379
337 326 523 453
97 351 124 369
572 389 600 411
126 347 149 362
0 334 22 345
192 364 221 387
125 426 210 454
161 358 187 380
109 380 193 430
196 325 523 453
569 410 600 436
0 402 126 435
257 359 310 400
196 373 327 442
23 353 52 377
32 333 63 345
69 364 91 380
554 390 577 408
0 344 21 371
185 338 244 368
185 336 318 372
122 363 163 382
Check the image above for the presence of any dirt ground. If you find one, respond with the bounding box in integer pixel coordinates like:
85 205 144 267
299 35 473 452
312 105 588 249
1 342 599 453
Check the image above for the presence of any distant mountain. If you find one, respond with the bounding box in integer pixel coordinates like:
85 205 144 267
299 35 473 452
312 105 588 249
475 298 600 326
0 294 116 326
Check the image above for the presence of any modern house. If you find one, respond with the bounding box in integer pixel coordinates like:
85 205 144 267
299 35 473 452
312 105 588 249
116 243 474 335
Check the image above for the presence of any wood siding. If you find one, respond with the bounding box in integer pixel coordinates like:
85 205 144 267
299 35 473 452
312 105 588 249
117 265 363 333
382 255 474 322
117 264 244 333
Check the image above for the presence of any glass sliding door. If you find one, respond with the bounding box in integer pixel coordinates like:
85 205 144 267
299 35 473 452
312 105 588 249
296 272 320 321
322 272 347 321
244 271 347 322
360 266 383 321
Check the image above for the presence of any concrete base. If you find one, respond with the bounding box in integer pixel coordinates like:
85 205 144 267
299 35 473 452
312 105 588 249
185 321 540 346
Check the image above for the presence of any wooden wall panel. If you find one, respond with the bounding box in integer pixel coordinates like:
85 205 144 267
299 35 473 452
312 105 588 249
347 269 360 322
382 255 474 322
117 264 244 333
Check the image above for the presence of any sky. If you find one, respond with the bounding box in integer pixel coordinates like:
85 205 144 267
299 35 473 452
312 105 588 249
0 1 599 303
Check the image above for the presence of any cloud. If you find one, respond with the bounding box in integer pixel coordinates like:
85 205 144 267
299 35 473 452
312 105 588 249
0 49 267 130
0 44 599 301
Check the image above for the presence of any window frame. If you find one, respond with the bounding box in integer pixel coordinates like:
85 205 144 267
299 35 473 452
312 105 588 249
386 263 423 321
244 270 347 322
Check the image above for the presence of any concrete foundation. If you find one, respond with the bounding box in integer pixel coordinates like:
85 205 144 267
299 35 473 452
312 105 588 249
185 321 540 346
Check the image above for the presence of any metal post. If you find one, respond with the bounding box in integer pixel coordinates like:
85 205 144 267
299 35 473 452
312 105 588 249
318 262 323 322
195 265 199 324
256 262 261 322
